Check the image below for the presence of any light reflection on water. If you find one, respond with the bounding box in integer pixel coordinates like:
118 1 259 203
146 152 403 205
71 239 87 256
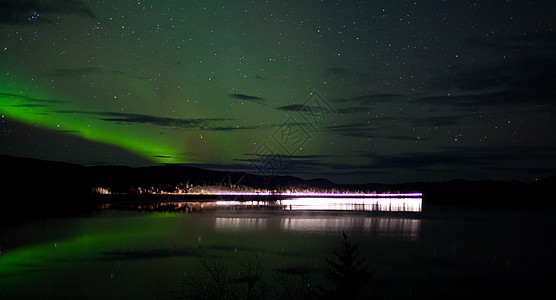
281 217 421 239
215 216 421 240
215 217 269 231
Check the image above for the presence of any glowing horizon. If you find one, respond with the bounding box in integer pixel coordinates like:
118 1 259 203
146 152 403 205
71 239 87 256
211 191 422 197
212 192 423 212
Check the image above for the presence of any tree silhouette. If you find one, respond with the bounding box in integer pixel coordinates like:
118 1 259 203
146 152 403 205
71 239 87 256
177 234 374 300
321 232 373 299
178 255 265 300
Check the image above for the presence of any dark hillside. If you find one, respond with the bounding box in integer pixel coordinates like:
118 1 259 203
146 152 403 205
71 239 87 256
0 154 553 222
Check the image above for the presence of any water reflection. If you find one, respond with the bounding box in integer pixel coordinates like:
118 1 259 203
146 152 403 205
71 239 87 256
214 216 421 239
282 217 420 239
107 196 422 213
215 218 268 231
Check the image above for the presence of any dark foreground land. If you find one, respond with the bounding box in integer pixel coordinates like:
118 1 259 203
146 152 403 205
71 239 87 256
0 154 554 221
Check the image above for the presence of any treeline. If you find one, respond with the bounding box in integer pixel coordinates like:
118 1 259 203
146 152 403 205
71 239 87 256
0 154 553 222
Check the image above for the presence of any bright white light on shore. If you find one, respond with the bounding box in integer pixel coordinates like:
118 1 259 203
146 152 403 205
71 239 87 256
211 192 422 198
129 192 423 212
211 194 422 212
279 197 422 212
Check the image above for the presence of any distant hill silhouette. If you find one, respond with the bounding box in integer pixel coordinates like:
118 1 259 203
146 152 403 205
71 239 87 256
0 154 553 221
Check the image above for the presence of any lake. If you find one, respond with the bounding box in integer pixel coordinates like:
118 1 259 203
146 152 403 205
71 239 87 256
1 199 555 299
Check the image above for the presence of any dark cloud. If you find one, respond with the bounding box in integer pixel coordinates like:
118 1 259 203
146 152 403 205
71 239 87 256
319 111 468 139
55 111 226 129
0 0 95 24
323 122 430 140
108 70 146 80
465 31 556 53
54 110 264 132
323 122 375 138
423 31 556 110
97 112 222 129
424 55 556 106
334 107 367 114
404 115 467 128
234 153 350 177
240 153 339 162
343 94 407 105
326 67 348 76
209 125 261 131
235 157 321 173
384 135 428 141
360 146 556 174
229 93 265 101
0 92 66 104
276 104 335 115
44 67 145 80
417 90 554 107
329 93 407 114
3 104 48 108
44 67 103 77
324 67 377 85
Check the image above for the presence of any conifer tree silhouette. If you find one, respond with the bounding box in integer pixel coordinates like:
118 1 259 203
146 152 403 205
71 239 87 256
322 232 373 299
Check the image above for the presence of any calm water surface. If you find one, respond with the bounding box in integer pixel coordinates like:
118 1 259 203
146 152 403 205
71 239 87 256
0 204 555 299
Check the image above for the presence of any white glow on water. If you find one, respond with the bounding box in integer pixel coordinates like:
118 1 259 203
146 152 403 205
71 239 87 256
215 215 421 240
215 218 268 231
212 216 421 239
280 217 421 239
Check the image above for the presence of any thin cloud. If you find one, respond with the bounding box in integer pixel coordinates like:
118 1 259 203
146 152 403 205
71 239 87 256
3 104 48 108
425 54 556 106
209 125 261 131
55 110 226 129
329 93 407 114
229 93 265 101
276 104 335 115
55 110 264 131
0 91 66 104
96 112 226 129
360 146 556 173
384 135 429 141
416 90 555 107
343 93 407 105
44 67 103 77
326 67 349 76
404 115 467 127
465 31 556 52
324 67 377 85
323 122 375 138
44 67 145 80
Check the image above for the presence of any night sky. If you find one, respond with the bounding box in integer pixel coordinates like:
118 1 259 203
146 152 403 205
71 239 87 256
1 0 555 184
